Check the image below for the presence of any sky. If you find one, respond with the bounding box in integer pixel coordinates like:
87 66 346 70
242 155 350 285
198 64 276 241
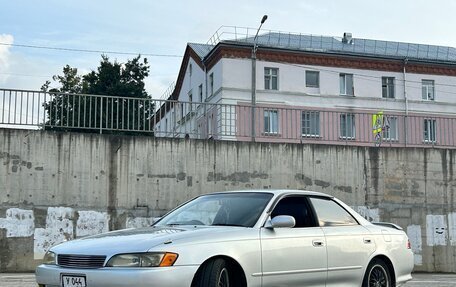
1 0 456 99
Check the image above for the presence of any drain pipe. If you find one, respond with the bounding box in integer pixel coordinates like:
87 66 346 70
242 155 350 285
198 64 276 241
403 58 409 146
204 63 208 138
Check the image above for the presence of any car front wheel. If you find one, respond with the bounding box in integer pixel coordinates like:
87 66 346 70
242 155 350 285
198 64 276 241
194 258 231 287
362 259 392 287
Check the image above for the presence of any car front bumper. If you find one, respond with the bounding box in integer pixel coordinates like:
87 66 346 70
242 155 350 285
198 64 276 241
36 264 199 287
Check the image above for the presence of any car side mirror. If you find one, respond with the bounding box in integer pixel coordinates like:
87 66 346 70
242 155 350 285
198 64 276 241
266 215 296 228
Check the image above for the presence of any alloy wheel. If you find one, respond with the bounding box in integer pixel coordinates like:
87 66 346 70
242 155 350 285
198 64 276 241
368 264 389 287
217 267 230 287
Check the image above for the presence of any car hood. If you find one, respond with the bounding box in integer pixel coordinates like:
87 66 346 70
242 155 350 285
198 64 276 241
50 225 240 256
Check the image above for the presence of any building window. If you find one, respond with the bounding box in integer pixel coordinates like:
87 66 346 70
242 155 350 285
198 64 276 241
301 111 320 137
340 113 355 139
340 74 354 96
209 73 214 96
189 63 193 77
383 116 398 141
422 80 435 100
424 119 436 142
198 84 203 102
264 110 279 134
264 68 278 90
382 77 395 99
188 91 193 111
306 71 319 88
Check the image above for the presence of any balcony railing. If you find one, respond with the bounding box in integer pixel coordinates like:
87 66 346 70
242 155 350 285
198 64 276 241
1 88 455 148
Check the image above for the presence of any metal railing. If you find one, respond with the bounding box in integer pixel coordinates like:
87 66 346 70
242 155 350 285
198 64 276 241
0 89 156 134
207 26 456 62
1 88 456 149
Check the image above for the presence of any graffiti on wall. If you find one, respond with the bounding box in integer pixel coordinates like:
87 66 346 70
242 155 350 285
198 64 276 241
0 207 158 259
0 208 35 237
407 225 423 265
2 207 456 265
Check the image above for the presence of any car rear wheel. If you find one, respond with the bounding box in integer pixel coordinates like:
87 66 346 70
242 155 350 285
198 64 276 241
194 258 231 287
362 259 392 287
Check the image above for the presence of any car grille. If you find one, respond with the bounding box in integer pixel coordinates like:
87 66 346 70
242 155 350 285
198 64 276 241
57 254 107 269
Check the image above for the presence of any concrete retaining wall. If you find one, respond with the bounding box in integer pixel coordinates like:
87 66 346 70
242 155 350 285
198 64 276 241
0 129 455 272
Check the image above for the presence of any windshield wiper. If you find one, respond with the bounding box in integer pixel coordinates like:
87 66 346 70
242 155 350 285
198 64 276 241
212 223 246 227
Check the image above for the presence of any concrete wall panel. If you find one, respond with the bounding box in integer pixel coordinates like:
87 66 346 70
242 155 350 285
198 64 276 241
0 128 455 272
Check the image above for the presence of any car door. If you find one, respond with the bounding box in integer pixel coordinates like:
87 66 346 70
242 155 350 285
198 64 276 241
309 197 376 287
260 196 327 287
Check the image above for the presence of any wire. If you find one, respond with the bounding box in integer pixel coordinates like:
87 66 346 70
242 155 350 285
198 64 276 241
0 42 183 58
0 72 176 79
0 72 50 78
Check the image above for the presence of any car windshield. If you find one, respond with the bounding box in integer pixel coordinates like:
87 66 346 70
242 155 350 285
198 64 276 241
155 192 273 228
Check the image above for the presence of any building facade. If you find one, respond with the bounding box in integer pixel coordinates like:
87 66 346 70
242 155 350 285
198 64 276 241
154 30 456 148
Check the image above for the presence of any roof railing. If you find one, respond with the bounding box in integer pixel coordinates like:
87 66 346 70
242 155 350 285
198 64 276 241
206 26 456 62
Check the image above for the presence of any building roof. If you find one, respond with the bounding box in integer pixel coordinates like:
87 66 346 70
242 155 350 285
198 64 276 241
196 31 456 64
188 43 214 60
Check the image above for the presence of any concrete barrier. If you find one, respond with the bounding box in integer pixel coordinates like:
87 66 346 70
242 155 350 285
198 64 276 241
0 128 455 272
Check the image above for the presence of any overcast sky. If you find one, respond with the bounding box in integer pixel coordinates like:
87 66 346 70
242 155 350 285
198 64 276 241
1 0 456 98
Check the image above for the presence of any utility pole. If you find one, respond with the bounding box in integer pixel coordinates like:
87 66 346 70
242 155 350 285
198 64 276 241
251 15 268 141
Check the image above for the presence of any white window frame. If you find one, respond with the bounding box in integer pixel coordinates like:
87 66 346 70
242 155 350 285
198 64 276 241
340 113 356 139
264 109 279 135
340 74 354 96
424 119 437 143
422 80 435 101
382 77 395 99
382 116 398 141
301 111 320 137
305 71 320 88
264 68 279 90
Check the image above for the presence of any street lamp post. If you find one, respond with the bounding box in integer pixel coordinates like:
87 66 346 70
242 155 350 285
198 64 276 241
251 15 268 141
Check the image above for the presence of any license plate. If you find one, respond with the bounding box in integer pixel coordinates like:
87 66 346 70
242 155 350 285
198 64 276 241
61 275 87 287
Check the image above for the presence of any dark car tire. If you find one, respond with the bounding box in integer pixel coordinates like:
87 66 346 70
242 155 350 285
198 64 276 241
362 259 392 287
194 258 231 287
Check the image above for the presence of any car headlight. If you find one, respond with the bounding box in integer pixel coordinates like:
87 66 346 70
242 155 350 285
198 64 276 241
43 251 56 265
106 252 178 267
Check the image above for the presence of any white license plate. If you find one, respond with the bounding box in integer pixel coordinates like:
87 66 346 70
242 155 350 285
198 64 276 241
61 275 87 287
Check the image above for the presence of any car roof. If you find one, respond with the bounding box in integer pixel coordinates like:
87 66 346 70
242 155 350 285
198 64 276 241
208 189 334 198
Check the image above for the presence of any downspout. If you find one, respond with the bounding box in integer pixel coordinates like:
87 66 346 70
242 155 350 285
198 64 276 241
203 62 208 138
403 58 409 146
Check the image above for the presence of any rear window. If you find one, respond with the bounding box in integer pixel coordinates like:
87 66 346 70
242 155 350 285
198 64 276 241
309 197 358 227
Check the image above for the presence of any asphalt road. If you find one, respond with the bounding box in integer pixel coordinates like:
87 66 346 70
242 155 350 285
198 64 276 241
1 272 455 286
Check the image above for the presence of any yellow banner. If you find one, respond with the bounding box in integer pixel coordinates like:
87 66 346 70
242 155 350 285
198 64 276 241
372 111 383 135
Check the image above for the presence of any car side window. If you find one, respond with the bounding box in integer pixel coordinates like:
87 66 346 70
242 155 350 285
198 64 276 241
309 197 358 227
271 196 317 228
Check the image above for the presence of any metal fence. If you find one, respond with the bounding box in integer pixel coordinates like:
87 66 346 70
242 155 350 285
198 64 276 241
1 88 456 148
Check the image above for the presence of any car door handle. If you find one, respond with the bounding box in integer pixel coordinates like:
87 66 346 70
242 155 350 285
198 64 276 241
363 238 372 244
312 240 324 247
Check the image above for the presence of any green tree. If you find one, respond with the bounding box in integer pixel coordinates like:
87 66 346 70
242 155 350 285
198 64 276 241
41 55 154 135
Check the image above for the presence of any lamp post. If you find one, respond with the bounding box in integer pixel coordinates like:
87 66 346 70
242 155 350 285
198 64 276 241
251 15 268 141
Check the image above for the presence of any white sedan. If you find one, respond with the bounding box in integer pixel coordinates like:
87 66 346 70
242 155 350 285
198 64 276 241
36 190 414 287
